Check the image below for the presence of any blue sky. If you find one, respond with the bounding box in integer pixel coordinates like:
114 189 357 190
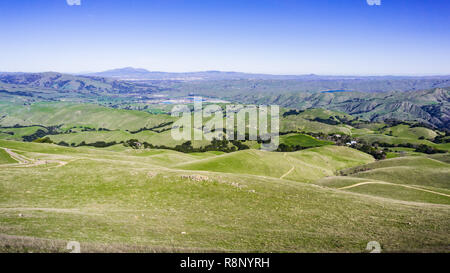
0 0 449 75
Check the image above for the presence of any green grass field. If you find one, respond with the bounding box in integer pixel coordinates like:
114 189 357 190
0 140 448 253
280 133 334 147
177 146 374 182
0 101 449 253
382 124 438 140
281 115 352 135
353 133 449 151
288 108 355 122
0 126 47 141
0 148 17 164
317 155 450 205
48 129 212 148
0 102 175 131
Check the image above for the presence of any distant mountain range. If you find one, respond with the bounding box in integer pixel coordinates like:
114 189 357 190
0 72 163 98
232 87 450 128
84 67 321 80
84 67 450 94
0 70 449 128
84 67 450 86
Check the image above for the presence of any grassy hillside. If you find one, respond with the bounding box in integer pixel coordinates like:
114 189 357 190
317 155 450 205
1 101 447 153
280 133 334 147
1 72 449 128
351 159 449 189
351 131 449 152
0 69 449 254
285 108 355 122
0 140 449 252
0 149 16 164
281 115 352 134
178 146 374 182
0 102 174 131
0 102 362 149
0 126 47 141
0 72 161 97
0 99 448 253
381 124 438 140
47 129 212 148
232 87 450 128
317 176 450 205
430 153 450 164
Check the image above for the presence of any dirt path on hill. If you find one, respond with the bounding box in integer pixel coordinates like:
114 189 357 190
280 153 295 179
0 207 91 214
1 148 67 168
339 181 450 198
4 148 30 164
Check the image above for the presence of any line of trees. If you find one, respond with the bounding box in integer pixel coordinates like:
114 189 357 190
124 138 250 153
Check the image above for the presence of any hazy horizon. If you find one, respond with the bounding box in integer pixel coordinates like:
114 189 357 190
1 66 450 77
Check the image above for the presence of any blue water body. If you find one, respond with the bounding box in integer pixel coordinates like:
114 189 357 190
320 90 352 93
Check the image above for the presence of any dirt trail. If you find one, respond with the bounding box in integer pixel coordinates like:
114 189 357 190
280 153 295 179
4 148 30 164
339 181 450 198
1 148 67 168
0 207 99 216
280 166 295 179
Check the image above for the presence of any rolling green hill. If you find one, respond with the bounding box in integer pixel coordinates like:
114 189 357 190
281 115 353 134
285 108 355 122
0 72 161 96
351 133 449 152
0 126 47 141
317 176 450 205
0 96 448 253
381 124 438 140
232 87 450 129
317 155 450 205
0 148 16 164
177 146 374 182
0 139 448 252
0 102 175 131
280 133 333 147
1 72 449 129
0 101 357 148
351 158 449 189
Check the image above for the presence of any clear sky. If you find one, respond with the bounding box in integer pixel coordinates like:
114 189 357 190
0 0 449 75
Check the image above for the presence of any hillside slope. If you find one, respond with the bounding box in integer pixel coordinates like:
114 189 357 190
317 155 450 205
177 146 374 182
0 102 174 131
234 88 450 128
0 140 448 252
0 72 160 95
1 72 449 128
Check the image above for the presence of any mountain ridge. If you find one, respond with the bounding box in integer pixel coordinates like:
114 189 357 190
0 71 449 129
83 67 450 82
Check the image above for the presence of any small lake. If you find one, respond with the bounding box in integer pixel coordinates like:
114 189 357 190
320 90 352 93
